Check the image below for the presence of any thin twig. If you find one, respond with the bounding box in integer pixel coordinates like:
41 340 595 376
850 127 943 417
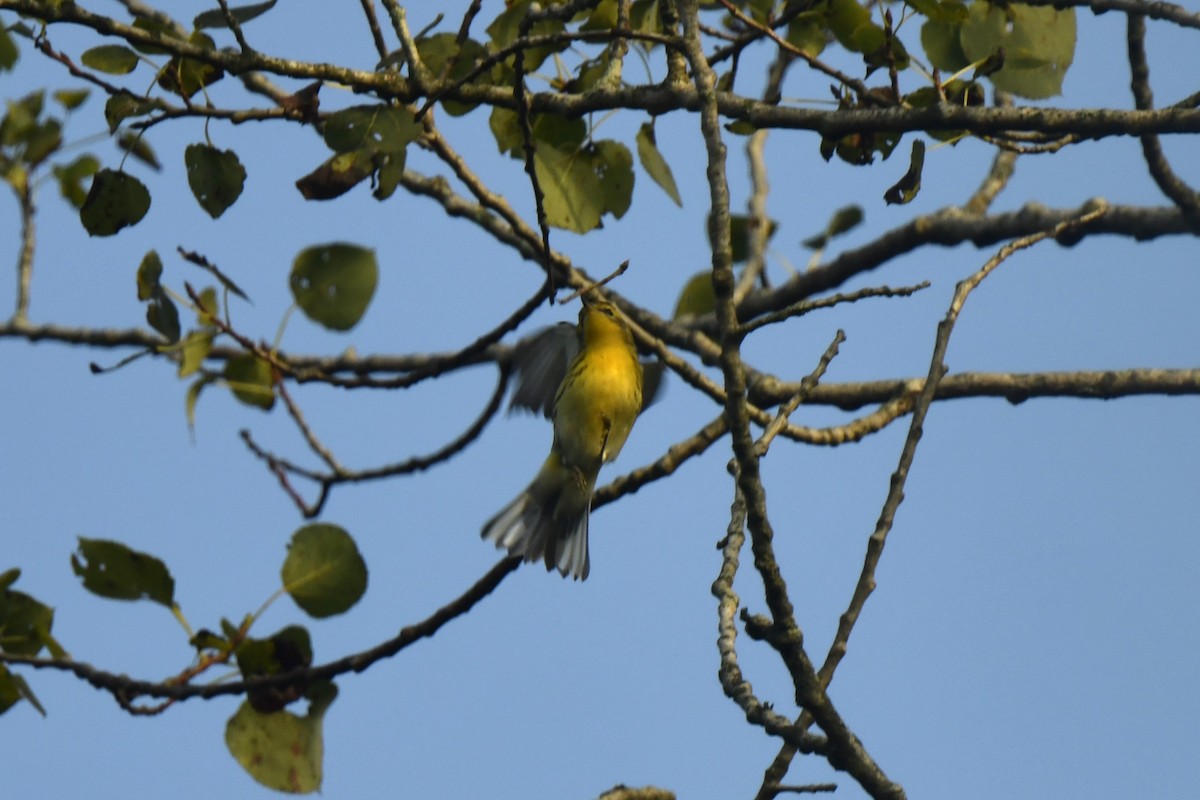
808 202 1112 727
557 261 629 305
755 330 844 458
358 0 390 62
1127 12 1200 227
513 13 554 296
277 381 345 474
739 283 930 337
716 0 878 104
734 128 771 307
215 0 251 51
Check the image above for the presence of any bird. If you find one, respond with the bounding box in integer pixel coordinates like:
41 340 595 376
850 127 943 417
506 323 665 418
482 299 644 580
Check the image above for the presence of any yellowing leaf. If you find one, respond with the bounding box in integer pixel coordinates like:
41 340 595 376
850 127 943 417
636 122 682 207
590 140 634 220
960 2 1076 99
673 271 716 318
224 683 336 794
178 329 214 378
534 145 603 233
224 353 275 410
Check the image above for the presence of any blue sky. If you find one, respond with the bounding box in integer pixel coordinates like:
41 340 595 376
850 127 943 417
2 3 1198 798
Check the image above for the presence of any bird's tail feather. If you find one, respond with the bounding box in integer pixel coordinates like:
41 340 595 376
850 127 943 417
481 462 591 580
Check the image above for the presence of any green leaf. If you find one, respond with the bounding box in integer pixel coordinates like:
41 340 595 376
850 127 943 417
184 143 246 218
715 214 778 264
884 139 926 205
489 109 588 159
236 625 313 678
235 625 313 713
565 53 610 93
52 88 89 110
0 665 46 716
960 2 1076 99
907 0 968 23
323 105 421 155
672 271 716 319
802 204 864 249
785 13 826 58
725 120 757 136
0 567 19 592
0 589 55 656
103 95 157 133
533 114 587 152
178 329 214 378
190 628 229 653
630 0 662 36
372 150 406 200
81 44 139 75
581 0 619 30
289 243 378 331
589 140 633 220
70 538 175 606
146 289 181 342
53 154 100 209
826 0 882 55
281 524 368 619
157 32 225 98
136 250 163 301
195 285 220 325
921 20 968 72
412 34 491 116
223 353 275 410
484 4 566 72
488 107 523 156
635 122 682 207
23 119 62 167
194 0 278 29
118 132 161 170
185 374 215 432
0 92 40 146
80 169 151 236
225 682 336 794
130 16 179 56
827 204 865 238
534 145 603 234
0 24 18 72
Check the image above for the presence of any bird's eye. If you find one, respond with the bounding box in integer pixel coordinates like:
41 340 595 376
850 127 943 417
600 305 615 317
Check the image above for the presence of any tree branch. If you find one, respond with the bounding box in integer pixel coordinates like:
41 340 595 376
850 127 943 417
0 557 521 705
1126 12 1200 226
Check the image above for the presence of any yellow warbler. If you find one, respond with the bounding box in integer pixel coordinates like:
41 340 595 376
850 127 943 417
482 299 643 580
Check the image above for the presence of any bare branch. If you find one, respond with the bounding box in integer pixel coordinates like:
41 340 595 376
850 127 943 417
358 0 390 62
678 2 903 795
736 200 1192 322
1127 13 1200 226
8 1 1200 139
809 203 1111 727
